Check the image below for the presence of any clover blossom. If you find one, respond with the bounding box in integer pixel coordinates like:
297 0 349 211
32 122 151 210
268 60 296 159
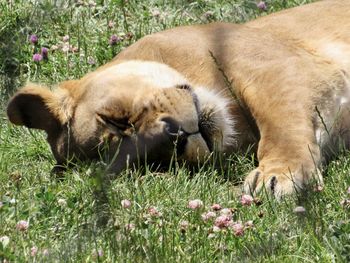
214 215 232 228
211 203 222 211
231 222 244 236
29 34 38 44
62 35 70 42
121 199 132 209
220 208 233 216
241 194 254 206
109 34 120 46
16 220 29 231
33 53 42 62
201 211 216 222
257 1 267 11
30 246 38 257
188 199 203 210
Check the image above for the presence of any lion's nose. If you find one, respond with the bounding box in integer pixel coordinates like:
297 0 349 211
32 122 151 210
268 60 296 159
161 117 186 138
161 117 189 153
161 116 201 137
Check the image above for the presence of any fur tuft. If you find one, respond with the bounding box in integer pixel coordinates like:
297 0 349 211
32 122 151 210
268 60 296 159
194 86 236 150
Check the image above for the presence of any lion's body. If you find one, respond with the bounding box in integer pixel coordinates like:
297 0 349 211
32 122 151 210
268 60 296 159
114 1 350 153
7 0 350 196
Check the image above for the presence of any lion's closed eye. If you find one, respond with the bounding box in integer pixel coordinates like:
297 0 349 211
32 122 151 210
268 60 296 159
96 113 133 136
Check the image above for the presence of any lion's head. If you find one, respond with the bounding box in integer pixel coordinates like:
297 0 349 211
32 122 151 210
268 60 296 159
7 61 234 174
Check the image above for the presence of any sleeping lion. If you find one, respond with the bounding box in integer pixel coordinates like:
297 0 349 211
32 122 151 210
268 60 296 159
7 0 350 197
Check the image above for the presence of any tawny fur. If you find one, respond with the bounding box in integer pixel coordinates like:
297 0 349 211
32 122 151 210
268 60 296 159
7 0 350 197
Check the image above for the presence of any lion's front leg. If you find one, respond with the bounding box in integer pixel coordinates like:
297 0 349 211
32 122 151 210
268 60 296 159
243 117 324 198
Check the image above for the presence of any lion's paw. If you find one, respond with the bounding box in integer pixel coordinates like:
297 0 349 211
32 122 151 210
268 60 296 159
243 168 323 199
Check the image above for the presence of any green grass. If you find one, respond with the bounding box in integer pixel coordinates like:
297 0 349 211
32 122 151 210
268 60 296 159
1 0 350 262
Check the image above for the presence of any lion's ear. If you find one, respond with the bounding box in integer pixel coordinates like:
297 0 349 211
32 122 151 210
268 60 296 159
7 84 62 132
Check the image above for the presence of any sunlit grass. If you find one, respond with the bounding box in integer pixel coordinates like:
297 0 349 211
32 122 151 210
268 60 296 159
1 0 349 262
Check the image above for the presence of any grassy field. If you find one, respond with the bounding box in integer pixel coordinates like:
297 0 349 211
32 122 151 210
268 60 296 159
1 0 350 262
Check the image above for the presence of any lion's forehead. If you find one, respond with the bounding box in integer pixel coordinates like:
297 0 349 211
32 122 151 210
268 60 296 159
92 60 188 90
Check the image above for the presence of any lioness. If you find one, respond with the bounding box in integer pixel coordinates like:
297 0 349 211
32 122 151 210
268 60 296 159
7 0 350 197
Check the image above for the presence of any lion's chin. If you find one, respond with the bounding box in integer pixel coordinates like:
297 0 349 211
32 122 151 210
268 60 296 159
182 133 211 163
